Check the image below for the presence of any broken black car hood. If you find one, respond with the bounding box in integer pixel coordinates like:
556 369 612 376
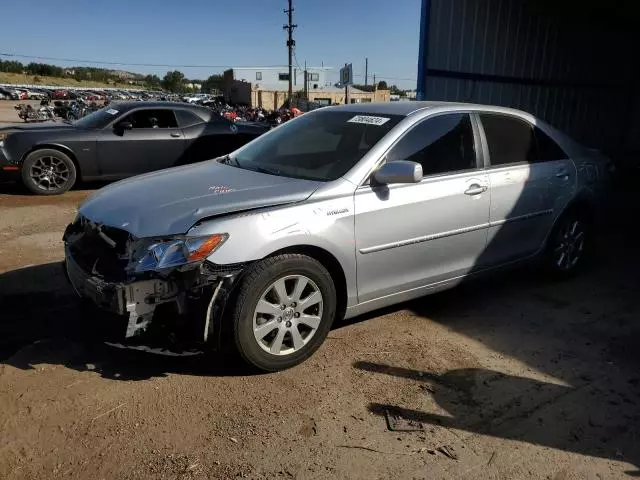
79 161 321 238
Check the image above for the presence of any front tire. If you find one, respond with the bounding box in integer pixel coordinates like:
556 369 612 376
229 254 337 372
22 149 77 195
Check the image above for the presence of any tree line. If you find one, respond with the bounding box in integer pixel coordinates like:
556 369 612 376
0 60 225 94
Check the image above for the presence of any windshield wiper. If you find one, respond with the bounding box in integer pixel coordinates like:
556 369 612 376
220 154 242 168
252 165 283 176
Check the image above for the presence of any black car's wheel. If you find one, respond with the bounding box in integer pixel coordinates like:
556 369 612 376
542 208 592 278
228 254 337 372
22 149 77 195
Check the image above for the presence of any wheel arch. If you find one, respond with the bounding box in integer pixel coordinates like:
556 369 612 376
560 189 597 226
22 144 82 179
264 244 348 322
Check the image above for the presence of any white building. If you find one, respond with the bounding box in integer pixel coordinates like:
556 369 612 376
225 66 333 92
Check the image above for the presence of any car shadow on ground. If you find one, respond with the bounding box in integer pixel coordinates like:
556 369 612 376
356 362 640 476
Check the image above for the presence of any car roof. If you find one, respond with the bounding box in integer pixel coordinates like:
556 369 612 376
326 101 535 118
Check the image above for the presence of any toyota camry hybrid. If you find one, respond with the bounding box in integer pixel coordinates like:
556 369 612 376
0 101 268 195
63 102 610 371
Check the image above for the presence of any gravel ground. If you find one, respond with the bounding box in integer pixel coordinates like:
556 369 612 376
0 124 639 478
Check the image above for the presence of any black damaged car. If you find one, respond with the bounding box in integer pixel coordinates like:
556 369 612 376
0 101 269 195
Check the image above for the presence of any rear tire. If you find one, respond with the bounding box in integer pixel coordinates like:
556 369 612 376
228 254 337 372
542 209 592 279
22 149 77 195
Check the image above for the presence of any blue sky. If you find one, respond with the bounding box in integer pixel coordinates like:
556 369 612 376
0 0 421 88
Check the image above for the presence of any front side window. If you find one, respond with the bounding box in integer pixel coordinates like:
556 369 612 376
386 114 476 176
479 114 535 166
230 111 403 182
121 109 178 128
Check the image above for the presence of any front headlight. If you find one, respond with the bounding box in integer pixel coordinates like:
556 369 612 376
132 234 228 273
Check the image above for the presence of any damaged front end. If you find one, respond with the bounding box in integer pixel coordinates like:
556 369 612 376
63 215 244 347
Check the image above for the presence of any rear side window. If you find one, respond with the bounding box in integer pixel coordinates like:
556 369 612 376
176 109 204 128
480 114 567 165
386 113 476 176
479 114 536 166
534 127 567 161
123 109 178 128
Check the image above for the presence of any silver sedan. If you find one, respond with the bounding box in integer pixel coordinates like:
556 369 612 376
64 102 610 371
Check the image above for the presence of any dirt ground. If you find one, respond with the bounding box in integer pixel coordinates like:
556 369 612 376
0 133 639 479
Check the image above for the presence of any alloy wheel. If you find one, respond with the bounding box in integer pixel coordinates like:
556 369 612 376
553 218 585 271
29 156 70 192
252 275 323 356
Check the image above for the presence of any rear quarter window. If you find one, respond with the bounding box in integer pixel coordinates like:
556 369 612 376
176 109 206 128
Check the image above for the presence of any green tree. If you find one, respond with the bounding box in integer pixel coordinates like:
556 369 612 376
377 80 388 90
162 70 186 93
144 74 162 89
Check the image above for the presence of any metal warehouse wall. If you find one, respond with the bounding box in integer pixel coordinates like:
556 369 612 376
417 0 639 151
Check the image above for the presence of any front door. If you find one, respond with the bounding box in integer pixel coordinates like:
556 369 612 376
97 108 185 178
477 113 575 266
354 113 491 303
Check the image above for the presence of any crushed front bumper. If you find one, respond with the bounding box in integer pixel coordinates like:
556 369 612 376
65 247 179 337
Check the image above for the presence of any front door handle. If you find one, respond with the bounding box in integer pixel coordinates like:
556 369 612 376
170 132 181 138
464 184 488 196
555 170 569 179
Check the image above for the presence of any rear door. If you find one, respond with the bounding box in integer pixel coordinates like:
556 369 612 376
477 113 575 266
96 108 185 177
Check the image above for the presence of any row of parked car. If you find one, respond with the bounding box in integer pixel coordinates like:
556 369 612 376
0 85 173 103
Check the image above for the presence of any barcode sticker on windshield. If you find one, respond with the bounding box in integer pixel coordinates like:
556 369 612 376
106 109 119 115
347 115 390 126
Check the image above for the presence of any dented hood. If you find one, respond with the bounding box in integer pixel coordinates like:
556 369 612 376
78 161 321 238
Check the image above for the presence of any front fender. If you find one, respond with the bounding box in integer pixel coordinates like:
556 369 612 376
190 197 358 307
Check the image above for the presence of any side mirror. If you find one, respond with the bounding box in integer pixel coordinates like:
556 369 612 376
373 160 423 185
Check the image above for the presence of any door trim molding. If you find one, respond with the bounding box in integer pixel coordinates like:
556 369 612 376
359 209 553 254
359 222 489 254
488 209 553 227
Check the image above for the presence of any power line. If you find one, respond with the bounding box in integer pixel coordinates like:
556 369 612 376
0 52 288 69
0 51 417 82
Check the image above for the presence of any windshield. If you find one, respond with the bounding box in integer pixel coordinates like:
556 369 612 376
230 110 403 181
72 107 120 129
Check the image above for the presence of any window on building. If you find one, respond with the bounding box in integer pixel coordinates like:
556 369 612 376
309 73 319 81
255 72 262 81
278 73 290 81
386 114 477 176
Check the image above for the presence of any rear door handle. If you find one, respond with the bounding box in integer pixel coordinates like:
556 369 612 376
555 169 569 179
464 184 488 196
170 132 181 138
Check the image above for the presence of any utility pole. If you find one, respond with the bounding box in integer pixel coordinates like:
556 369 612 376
283 0 297 105
365 58 368 86
303 60 308 99
373 74 376 88
344 63 350 105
